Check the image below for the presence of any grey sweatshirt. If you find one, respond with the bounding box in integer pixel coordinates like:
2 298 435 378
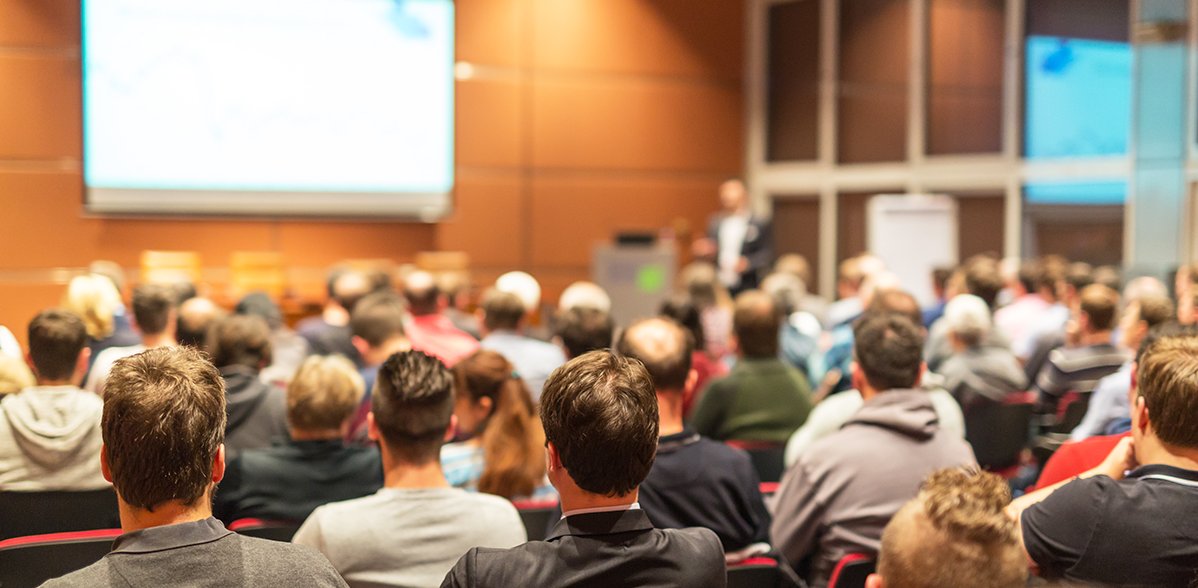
770 389 975 588
937 346 1028 413
0 386 108 490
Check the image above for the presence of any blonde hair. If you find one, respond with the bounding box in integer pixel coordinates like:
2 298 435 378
878 468 1026 588
286 355 365 431
0 354 34 395
62 274 122 339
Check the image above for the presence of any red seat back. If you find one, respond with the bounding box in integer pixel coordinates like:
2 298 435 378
0 529 121 587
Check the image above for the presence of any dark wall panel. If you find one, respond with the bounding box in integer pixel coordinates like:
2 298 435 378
767 0 821 161
772 197 822 292
927 0 1004 155
838 0 908 163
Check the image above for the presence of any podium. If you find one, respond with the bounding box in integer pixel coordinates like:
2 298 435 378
592 244 676 326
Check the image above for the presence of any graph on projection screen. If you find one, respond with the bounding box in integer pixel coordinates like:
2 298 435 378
82 0 454 217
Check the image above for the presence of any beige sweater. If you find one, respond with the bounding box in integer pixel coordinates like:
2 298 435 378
0 386 108 491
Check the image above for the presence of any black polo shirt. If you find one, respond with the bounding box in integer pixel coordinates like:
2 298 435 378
1021 464 1198 586
638 429 770 551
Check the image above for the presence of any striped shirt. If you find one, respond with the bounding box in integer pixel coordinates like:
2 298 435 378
1034 343 1129 413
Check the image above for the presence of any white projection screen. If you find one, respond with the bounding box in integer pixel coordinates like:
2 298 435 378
82 0 454 218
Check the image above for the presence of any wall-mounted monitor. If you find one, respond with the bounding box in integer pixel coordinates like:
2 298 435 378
82 0 454 218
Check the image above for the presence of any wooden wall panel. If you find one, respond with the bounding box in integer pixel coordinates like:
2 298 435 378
528 176 718 267
0 0 79 47
437 175 525 267
531 78 741 172
274 222 436 267
0 171 95 268
455 0 525 67
532 0 743 80
0 56 81 159
456 78 524 169
771 197 822 293
955 193 1006 260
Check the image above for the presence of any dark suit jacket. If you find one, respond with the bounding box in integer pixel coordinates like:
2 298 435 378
441 509 726 588
706 214 772 292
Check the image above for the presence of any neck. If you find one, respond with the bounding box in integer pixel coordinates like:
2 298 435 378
140 333 175 348
288 428 342 441
118 497 212 533
366 337 411 366
36 378 74 387
1080 330 1112 346
1138 435 1198 471
322 304 349 326
656 391 685 437
380 446 449 489
559 486 638 514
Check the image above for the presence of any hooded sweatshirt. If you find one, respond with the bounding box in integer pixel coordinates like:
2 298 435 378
0 386 108 490
937 345 1028 414
221 366 289 462
770 389 975 588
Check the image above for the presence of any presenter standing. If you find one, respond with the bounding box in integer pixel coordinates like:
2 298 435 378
693 179 772 295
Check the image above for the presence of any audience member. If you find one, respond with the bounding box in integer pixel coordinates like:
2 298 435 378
771 314 975 587
936 294 1026 415
553 306 614 359
1032 284 1129 417
994 259 1060 359
0 352 34 395
826 254 884 328
814 270 903 396
1070 294 1172 440
784 291 965 466
866 468 1026 588
692 178 772 295
658 295 727 417
176 296 224 349
1022 260 1094 381
690 290 813 443
295 351 525 588
925 257 1009 371
297 267 371 364
0 310 106 490
441 350 551 500
441 350 726 587
761 271 821 379
85 283 177 395
557 280 611 313
403 270 480 367
235 292 309 386
62 274 138 377
774 253 829 325
206 314 289 461
1033 322 1198 490
679 261 735 360
921 266 953 328
618 317 770 558
478 289 565 401
438 271 481 339
1009 336 1198 585
42 346 346 587
214 355 382 524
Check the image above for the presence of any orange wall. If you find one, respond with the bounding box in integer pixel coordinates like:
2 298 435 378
0 0 743 345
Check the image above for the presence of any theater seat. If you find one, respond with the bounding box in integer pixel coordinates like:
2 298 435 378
511 499 560 542
725 440 787 483
228 518 301 542
0 529 121 588
727 557 803 588
828 553 875 588
0 488 120 541
965 392 1035 472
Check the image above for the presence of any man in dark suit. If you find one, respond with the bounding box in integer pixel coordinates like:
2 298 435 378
441 350 727 588
694 178 772 295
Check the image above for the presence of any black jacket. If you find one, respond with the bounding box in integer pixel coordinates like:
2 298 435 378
707 214 772 292
221 365 289 461
441 509 726 588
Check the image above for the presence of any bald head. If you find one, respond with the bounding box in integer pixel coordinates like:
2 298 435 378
403 270 440 316
617 318 693 392
332 270 371 311
177 297 224 349
719 179 748 212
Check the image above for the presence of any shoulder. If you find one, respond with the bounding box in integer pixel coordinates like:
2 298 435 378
458 490 521 517
236 535 346 585
40 559 110 587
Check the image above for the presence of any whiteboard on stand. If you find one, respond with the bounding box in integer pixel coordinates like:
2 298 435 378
867 194 958 307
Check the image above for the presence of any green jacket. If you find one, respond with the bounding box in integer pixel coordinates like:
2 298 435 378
689 358 813 443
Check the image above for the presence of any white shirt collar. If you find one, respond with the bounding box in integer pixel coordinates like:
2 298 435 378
561 502 640 520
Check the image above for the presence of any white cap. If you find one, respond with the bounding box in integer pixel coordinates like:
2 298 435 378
943 294 991 338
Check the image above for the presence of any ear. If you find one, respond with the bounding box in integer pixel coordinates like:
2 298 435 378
684 368 699 397
24 353 38 379
546 441 564 472
367 411 380 442
351 335 370 356
100 444 113 484
477 395 494 414
211 444 226 484
1133 395 1150 435
444 414 458 442
866 573 884 588
729 334 740 356
73 348 92 383
914 361 927 388
850 361 866 392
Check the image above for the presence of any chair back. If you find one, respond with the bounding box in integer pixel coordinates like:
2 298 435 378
727 557 803 588
228 518 301 542
140 250 201 285
1054 392 1090 434
726 440 787 483
828 553 875 588
0 529 121 588
511 499 560 542
0 488 120 541
965 394 1035 471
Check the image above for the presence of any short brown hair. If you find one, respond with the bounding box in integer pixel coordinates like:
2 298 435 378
1079 284 1119 331
130 284 177 335
555 307 615 359
616 317 693 392
1136 295 1174 330
1136 336 1198 449
102 347 225 511
481 289 525 331
878 468 1025 588
733 290 780 358
27 309 87 381
206 314 272 369
350 292 406 347
963 257 1004 309
864 288 922 328
372 350 454 463
540 350 658 497
853 314 924 391
287 355 364 431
